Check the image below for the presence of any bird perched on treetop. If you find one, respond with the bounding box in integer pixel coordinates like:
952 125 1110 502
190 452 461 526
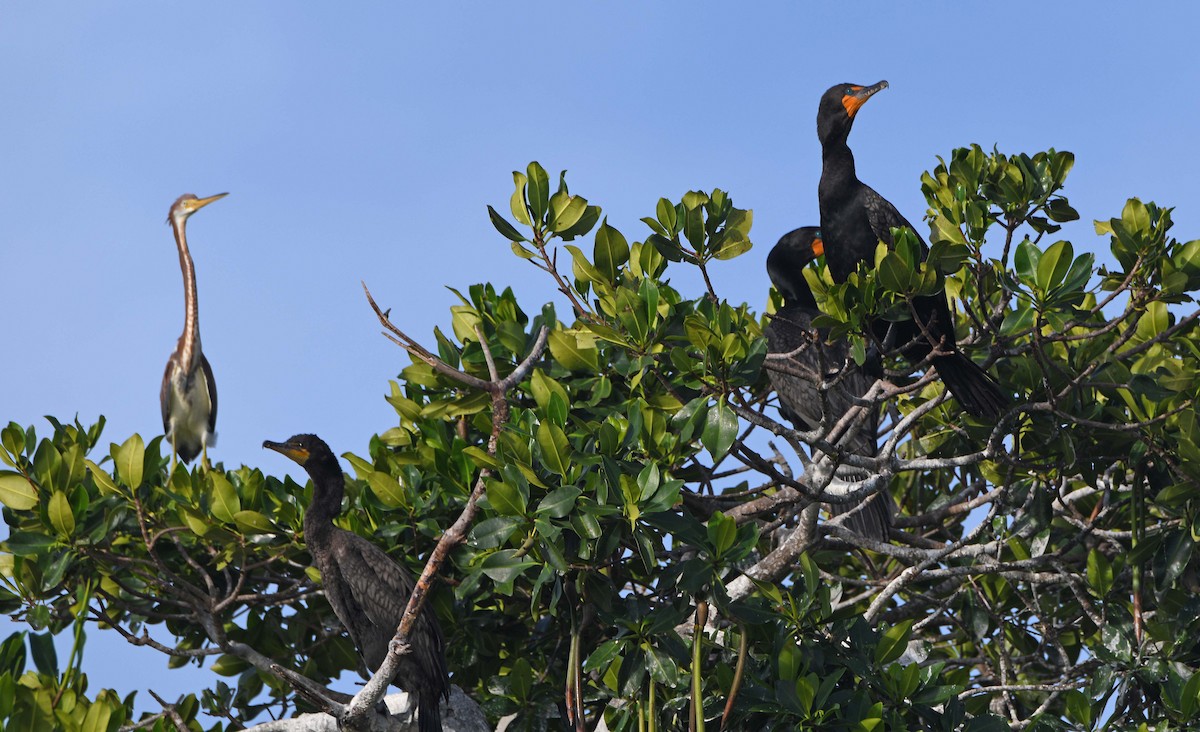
263 434 448 732
765 227 894 541
161 192 226 470
815 81 1008 420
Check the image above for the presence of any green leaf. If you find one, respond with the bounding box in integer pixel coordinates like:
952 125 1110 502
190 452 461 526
1136 301 1169 340
594 220 630 282
550 192 588 233
233 510 274 534
725 206 753 236
635 462 659 507
682 201 705 250
1086 549 1113 596
509 656 533 701
1122 197 1150 236
707 511 736 558
875 619 914 665
655 197 678 234
486 479 527 517
1036 240 1074 292
1014 240 1041 283
701 399 738 461
209 472 240 524
178 506 211 537
210 654 250 676
559 204 601 241
488 205 526 243
536 421 571 476
510 171 531 226
510 241 536 259
529 370 570 416
1060 252 1095 294
84 460 120 497
536 486 580 518
571 509 602 540
4 531 56 557
930 214 966 245
470 516 520 549
527 162 550 222
0 473 38 511
112 433 145 489
462 446 502 471
713 228 752 260
547 329 599 371
480 549 538 584
681 190 709 209
28 632 56 676
80 697 112 732
367 471 407 508
1046 197 1079 223
563 244 605 286
47 491 74 538
877 252 911 293
999 304 1035 337
1181 669 1200 719
963 714 1009 732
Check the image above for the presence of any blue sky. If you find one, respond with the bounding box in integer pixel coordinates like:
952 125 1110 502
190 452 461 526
3 1 1199 720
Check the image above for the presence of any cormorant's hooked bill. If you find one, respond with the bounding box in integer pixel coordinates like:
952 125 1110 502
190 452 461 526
262 438 311 465
840 80 888 118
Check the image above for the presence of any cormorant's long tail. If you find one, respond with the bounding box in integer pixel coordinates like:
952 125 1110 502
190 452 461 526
828 490 894 542
933 353 1008 421
417 686 443 732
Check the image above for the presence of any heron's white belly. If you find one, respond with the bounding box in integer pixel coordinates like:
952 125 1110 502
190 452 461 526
167 375 214 449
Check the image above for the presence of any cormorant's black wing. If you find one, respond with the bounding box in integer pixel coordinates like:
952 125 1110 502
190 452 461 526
862 184 926 251
765 305 878 458
860 186 1009 419
330 532 410 671
765 305 893 540
331 531 449 717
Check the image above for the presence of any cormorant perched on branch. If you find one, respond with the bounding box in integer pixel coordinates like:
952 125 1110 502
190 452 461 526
264 434 448 732
161 193 226 469
816 81 1008 420
765 227 894 541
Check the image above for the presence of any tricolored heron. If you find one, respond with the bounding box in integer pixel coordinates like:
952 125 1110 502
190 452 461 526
263 434 449 731
161 192 226 470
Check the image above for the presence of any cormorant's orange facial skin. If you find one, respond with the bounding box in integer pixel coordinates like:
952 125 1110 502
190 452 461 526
263 440 311 465
841 86 867 118
811 238 825 257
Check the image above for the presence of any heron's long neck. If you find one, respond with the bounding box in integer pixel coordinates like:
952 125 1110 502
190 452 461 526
172 217 201 372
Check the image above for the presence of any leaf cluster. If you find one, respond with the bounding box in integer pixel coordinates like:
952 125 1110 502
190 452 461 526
3 149 1200 731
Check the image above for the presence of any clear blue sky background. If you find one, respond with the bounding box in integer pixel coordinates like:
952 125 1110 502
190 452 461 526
3 1 1199 722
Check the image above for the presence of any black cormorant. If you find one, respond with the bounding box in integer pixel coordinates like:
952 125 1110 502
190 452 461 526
816 81 1008 420
765 227 894 541
264 434 448 731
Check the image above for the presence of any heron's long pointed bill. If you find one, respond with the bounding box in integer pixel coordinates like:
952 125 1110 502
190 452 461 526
841 80 888 118
193 192 229 210
263 439 310 465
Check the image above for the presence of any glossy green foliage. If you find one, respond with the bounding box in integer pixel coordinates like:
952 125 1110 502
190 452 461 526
3 154 1200 730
